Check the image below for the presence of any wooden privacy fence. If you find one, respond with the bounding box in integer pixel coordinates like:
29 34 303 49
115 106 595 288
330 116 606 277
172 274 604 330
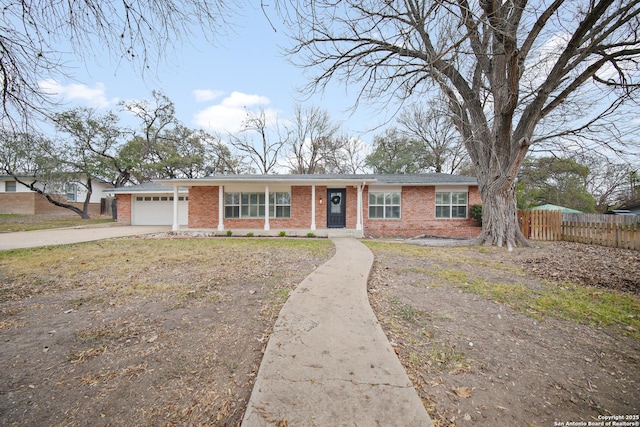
518 210 640 250
518 210 562 241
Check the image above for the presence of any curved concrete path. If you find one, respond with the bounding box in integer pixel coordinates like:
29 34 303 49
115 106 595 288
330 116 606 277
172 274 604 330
242 238 433 427
0 226 170 251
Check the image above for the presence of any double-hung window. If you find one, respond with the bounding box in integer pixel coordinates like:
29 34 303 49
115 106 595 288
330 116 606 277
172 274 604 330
65 183 77 202
241 193 265 218
225 192 291 218
435 192 468 218
369 191 401 219
270 192 291 218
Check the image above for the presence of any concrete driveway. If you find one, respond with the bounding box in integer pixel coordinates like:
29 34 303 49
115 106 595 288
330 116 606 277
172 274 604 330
0 226 171 251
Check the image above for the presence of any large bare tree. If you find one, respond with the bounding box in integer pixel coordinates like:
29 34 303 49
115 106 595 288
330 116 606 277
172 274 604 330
0 0 237 130
281 0 640 249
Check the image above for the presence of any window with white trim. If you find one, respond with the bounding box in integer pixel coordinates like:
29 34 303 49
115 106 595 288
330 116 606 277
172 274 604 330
65 183 77 202
270 192 291 218
225 192 291 219
5 181 16 192
435 191 468 218
369 191 401 219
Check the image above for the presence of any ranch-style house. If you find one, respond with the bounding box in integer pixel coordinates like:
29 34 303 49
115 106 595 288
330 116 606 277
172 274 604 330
109 173 481 239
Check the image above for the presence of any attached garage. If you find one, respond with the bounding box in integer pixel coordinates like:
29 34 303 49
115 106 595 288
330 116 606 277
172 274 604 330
107 183 189 227
132 194 188 226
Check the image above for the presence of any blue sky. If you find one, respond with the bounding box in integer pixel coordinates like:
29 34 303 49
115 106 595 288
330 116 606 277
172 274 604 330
41 4 390 142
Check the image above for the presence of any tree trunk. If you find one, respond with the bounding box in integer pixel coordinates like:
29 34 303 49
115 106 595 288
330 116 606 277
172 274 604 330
81 177 93 219
476 176 529 251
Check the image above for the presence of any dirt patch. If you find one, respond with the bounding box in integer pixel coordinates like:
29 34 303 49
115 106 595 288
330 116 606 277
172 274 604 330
366 240 639 426
0 236 333 426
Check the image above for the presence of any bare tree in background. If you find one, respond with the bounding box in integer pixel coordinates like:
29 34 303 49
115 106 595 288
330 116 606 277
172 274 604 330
282 0 640 249
574 153 638 211
324 134 369 174
229 108 288 174
0 0 237 130
287 105 340 173
397 99 467 174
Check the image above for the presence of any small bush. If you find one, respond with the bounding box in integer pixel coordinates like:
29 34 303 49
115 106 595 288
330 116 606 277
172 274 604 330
278 231 286 237
306 232 316 238
470 204 482 225
226 230 233 237
246 232 254 237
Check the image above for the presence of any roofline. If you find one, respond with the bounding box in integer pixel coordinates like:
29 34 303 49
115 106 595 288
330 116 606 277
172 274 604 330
154 176 378 187
106 187 189 194
154 174 478 187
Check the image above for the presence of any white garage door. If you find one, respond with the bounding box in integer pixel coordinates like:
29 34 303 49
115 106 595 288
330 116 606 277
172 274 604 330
132 195 189 226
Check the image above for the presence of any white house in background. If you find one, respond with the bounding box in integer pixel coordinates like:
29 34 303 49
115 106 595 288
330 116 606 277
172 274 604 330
0 175 113 216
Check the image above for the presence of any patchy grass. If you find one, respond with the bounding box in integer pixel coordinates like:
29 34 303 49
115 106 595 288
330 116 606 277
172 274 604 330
0 214 114 232
459 278 640 337
0 238 333 303
0 236 334 426
365 241 640 338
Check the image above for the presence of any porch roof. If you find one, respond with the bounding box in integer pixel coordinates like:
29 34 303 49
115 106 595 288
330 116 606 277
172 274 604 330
155 173 477 187
106 182 188 194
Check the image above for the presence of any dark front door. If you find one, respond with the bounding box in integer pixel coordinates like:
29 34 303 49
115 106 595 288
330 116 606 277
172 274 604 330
327 188 346 228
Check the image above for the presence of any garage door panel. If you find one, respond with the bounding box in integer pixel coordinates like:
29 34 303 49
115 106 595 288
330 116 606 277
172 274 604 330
132 196 188 226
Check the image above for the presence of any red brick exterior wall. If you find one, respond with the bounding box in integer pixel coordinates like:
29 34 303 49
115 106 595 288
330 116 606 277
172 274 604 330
362 185 482 238
188 185 327 230
116 194 131 223
189 186 219 228
315 186 327 228
345 186 358 229
469 186 482 206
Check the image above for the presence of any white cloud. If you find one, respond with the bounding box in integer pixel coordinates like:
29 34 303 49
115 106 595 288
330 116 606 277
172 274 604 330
193 91 273 133
38 79 118 108
193 89 224 102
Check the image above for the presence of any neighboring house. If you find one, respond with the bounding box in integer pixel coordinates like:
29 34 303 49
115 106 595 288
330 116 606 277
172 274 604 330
615 202 640 216
531 204 583 214
110 174 481 238
0 175 113 216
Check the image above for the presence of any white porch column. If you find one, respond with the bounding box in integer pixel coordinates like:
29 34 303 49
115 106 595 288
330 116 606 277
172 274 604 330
218 185 224 231
311 185 316 230
264 185 270 231
172 185 179 231
356 184 363 231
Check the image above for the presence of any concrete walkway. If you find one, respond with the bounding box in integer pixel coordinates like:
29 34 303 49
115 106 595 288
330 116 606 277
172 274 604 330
0 226 170 251
242 238 433 427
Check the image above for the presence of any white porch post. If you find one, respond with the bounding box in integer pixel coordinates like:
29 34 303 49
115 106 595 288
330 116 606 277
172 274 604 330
172 185 179 231
311 185 316 230
356 184 363 231
218 185 224 231
264 185 270 231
